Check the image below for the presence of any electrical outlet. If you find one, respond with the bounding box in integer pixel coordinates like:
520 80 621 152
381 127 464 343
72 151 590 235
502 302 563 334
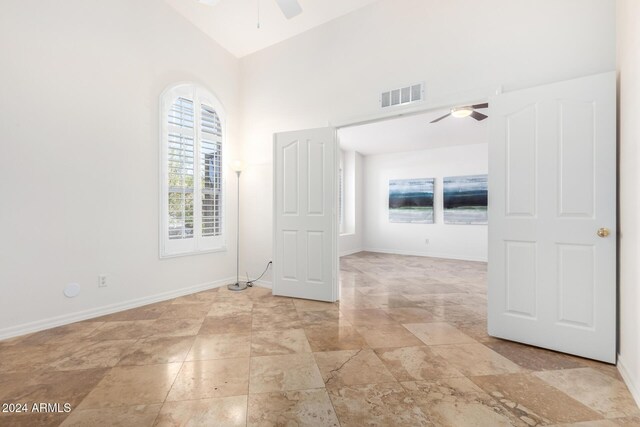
98 275 107 288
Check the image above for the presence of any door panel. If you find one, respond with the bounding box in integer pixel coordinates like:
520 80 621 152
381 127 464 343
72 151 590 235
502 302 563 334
273 128 338 302
488 72 616 363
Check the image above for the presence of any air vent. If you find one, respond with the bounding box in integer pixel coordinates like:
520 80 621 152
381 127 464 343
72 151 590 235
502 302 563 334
380 82 424 108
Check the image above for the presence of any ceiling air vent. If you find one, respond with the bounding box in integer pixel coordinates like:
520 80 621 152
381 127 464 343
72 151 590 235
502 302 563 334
380 82 424 108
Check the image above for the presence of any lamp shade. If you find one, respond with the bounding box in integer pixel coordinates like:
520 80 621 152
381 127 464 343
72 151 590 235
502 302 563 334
231 160 244 172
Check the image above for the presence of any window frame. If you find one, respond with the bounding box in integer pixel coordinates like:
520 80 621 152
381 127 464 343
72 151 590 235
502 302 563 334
159 83 227 258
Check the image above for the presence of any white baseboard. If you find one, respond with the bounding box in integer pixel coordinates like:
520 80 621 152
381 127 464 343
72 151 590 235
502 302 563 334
340 248 364 257
618 353 640 409
364 247 488 263
0 276 234 341
252 280 272 289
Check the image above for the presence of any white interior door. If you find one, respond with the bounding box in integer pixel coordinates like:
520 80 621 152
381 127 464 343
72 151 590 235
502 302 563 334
488 72 617 363
273 127 338 302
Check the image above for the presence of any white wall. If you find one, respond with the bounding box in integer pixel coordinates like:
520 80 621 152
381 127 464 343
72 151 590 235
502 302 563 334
239 0 616 282
363 144 488 261
0 0 241 337
616 0 640 407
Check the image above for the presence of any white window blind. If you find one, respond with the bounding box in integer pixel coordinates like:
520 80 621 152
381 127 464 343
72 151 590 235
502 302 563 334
160 84 226 257
168 97 195 240
200 104 222 237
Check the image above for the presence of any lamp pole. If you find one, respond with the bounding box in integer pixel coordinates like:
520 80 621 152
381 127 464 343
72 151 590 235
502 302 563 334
228 166 247 291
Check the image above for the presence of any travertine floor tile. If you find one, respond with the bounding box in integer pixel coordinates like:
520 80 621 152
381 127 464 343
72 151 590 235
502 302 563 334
406 292 487 307
93 302 171 322
147 318 204 338
86 321 155 341
0 342 82 373
430 343 526 376
17 322 105 346
327 382 432 427
548 417 640 426
366 294 424 309
0 368 108 407
304 325 368 352
49 340 138 371
159 302 211 319
78 363 182 409
485 340 587 371
1 252 635 427
170 290 219 305
340 308 397 327
61 404 161 427
314 349 396 386
471 373 603 424
117 336 194 366
437 304 487 324
298 309 348 328
154 396 247 427
247 389 339 427
451 320 502 343
249 353 324 394
167 358 249 401
199 314 252 335
251 306 303 331
403 322 477 346
187 333 251 361
356 324 425 348
336 294 380 309
375 346 464 381
403 377 526 427
251 329 311 356
0 413 69 427
293 299 338 312
384 307 441 323
534 368 640 418
207 301 253 316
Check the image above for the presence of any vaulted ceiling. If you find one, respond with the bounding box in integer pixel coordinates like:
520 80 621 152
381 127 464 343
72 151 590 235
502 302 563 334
166 0 380 58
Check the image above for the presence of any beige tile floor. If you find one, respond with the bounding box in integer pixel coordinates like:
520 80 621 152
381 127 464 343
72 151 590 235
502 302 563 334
1 252 638 426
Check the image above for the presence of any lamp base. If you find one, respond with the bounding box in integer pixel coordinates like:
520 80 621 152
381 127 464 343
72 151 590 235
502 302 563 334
227 281 248 291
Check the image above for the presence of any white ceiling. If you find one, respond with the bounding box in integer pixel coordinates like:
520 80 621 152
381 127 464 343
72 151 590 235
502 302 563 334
166 0 380 58
338 107 489 156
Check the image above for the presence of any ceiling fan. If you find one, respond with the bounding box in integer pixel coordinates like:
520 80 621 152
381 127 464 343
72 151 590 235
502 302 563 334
199 0 303 20
430 103 489 123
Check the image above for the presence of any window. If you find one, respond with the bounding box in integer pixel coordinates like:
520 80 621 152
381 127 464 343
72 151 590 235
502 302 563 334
160 83 225 257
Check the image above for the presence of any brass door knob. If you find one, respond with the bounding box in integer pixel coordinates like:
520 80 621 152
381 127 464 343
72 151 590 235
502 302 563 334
597 228 610 238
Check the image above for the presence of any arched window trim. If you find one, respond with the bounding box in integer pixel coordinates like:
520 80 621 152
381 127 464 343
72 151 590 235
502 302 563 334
159 82 227 258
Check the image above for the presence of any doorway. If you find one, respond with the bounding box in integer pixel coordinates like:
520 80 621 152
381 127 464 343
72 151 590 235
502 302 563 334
336 105 490 264
272 72 617 363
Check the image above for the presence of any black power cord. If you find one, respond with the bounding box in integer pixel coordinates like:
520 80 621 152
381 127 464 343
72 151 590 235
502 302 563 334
246 261 273 287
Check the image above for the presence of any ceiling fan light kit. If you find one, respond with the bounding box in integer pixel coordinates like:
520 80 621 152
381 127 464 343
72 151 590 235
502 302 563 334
199 0 303 20
430 102 489 123
274 0 303 19
451 106 473 118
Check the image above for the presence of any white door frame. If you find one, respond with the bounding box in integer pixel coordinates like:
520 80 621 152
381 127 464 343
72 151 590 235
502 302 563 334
329 90 496 300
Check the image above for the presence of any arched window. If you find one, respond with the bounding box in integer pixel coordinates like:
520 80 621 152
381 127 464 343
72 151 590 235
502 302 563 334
160 83 225 257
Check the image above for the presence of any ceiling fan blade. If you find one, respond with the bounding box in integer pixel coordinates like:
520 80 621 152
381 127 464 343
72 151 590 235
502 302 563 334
274 0 303 19
430 113 451 123
470 111 488 121
471 102 489 109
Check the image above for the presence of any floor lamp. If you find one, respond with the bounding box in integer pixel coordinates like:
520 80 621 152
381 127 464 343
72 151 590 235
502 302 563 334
228 160 248 291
